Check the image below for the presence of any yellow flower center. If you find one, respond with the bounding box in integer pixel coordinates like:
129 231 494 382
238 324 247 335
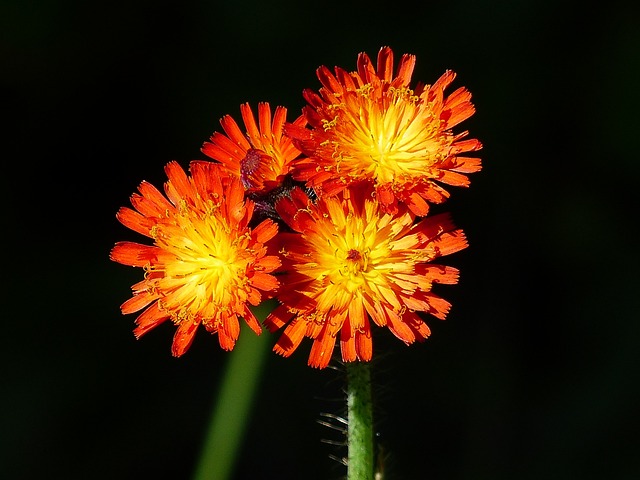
149 202 252 323
296 198 416 313
332 246 370 292
326 85 453 185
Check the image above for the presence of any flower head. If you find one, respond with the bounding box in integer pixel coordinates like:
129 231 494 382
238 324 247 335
110 161 281 356
265 184 468 369
286 46 482 216
202 102 307 193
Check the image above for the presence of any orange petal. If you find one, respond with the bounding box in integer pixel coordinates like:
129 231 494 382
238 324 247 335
340 322 357 363
347 297 365 332
252 218 279 244
434 230 468 257
116 207 153 237
202 132 245 164
386 308 416 345
405 191 430 216
240 103 261 147
264 304 292 332
308 326 337 369
110 242 159 267
254 255 281 273
217 323 237 351
274 318 306 357
164 161 195 205
171 320 200 356
121 292 156 315
222 314 241 345
423 292 452 320
251 272 279 292
355 321 373 362
137 180 173 212
242 307 262 336
132 302 170 338
220 114 251 150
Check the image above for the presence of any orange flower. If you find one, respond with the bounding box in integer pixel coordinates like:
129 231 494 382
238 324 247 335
286 46 482 216
110 161 281 356
265 184 468 369
201 102 307 192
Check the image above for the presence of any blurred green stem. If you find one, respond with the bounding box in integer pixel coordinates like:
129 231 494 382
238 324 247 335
346 361 374 480
192 301 274 480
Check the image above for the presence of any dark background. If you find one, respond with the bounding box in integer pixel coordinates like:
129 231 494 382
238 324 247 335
3 0 639 479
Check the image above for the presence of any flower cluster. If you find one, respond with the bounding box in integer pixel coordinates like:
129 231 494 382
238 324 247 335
111 46 481 368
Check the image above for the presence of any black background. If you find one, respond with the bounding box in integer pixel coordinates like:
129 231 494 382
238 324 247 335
3 0 640 479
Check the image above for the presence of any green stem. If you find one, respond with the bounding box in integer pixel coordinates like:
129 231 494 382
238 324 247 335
191 301 274 480
346 361 374 480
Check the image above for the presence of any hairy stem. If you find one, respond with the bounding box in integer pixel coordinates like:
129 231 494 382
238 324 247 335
346 361 374 480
